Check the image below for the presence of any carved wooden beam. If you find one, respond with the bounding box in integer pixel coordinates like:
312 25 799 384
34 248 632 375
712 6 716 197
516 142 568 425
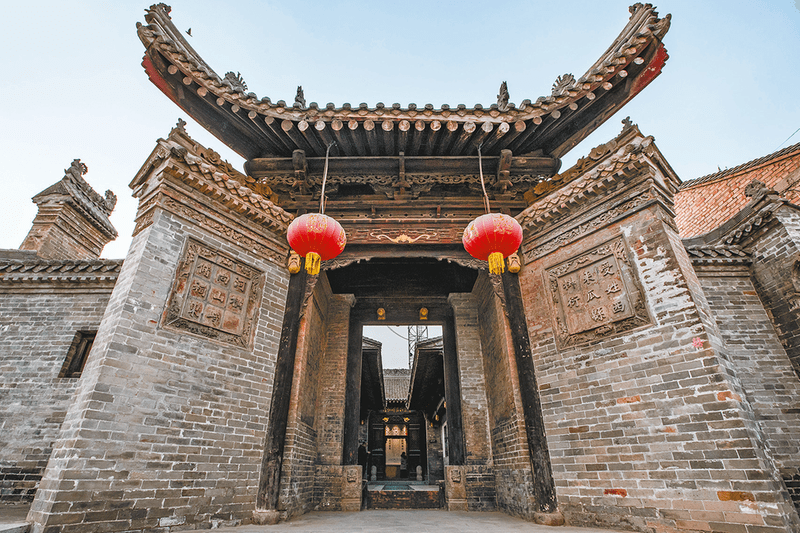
246 154 560 181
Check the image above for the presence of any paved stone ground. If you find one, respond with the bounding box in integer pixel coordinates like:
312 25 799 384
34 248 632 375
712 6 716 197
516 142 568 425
0 504 28 533
188 510 626 533
0 505 632 533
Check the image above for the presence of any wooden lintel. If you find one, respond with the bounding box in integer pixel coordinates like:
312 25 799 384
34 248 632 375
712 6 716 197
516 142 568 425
247 154 560 180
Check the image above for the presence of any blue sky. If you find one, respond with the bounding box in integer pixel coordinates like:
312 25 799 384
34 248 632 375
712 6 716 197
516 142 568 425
2 1 798 258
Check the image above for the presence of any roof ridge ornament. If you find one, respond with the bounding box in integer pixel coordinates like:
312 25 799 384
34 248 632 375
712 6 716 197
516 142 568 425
497 82 510 112
744 179 774 199
552 73 576 96
295 86 306 109
151 3 171 14
223 71 247 92
64 159 115 215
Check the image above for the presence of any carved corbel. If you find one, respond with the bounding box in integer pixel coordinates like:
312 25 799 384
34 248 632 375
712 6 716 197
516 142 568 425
495 149 513 193
488 273 507 310
395 152 410 198
291 150 310 195
298 273 320 319
287 252 301 274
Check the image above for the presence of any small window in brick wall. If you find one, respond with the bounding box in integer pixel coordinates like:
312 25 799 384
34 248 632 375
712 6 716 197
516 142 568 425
59 331 96 378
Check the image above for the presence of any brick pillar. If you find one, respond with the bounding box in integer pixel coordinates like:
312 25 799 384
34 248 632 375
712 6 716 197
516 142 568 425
751 208 800 374
314 294 359 512
275 275 332 518
519 203 800 532
20 160 117 260
448 292 495 511
28 132 292 532
29 206 290 533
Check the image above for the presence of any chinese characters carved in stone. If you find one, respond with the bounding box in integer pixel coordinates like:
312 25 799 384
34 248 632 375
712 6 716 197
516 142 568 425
162 239 265 348
545 236 649 348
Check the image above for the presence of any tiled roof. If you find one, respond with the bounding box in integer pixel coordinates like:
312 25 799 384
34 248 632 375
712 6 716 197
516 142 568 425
680 142 800 189
131 121 293 235
683 245 751 265
137 3 670 159
0 258 123 283
32 160 118 239
383 368 411 402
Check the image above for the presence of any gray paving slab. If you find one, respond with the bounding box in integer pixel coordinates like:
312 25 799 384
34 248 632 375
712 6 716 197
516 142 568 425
183 510 629 533
0 505 29 533
0 505 632 533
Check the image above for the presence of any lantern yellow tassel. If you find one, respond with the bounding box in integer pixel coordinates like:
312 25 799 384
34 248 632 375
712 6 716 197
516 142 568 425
305 252 321 275
488 252 505 275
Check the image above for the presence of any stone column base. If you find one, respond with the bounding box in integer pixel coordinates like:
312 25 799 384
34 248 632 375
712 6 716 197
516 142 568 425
341 465 363 512
253 509 283 525
534 510 565 526
445 466 468 511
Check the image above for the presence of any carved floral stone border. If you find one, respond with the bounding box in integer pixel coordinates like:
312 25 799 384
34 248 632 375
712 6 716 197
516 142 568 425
162 238 265 348
544 235 650 349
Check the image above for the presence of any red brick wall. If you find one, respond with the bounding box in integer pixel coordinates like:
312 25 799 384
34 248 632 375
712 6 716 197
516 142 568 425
675 148 800 238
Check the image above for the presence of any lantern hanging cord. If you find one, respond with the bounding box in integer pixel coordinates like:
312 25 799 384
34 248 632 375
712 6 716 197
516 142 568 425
319 141 336 214
478 144 491 214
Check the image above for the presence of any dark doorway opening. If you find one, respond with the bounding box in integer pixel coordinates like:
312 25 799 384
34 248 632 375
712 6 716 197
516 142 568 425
329 257 476 508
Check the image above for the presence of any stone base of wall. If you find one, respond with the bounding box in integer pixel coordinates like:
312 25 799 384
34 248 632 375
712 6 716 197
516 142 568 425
445 466 467 511
341 466 363 512
466 465 496 511
562 502 657 532
252 509 283 525
314 465 362 512
494 468 535 518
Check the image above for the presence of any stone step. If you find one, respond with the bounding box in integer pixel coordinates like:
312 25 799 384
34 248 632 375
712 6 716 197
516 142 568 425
366 483 442 509
0 505 31 533
0 524 29 533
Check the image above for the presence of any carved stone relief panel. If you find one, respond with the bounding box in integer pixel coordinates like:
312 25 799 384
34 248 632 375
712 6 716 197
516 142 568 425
544 236 649 348
162 238 265 348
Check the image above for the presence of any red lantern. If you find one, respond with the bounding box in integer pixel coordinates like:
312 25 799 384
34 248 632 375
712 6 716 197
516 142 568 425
462 213 522 275
287 213 346 275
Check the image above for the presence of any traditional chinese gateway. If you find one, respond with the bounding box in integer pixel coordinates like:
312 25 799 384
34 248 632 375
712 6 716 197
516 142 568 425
3 3 800 533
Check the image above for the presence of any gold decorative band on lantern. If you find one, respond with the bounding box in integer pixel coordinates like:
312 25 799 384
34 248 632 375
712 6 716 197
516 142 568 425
488 252 505 275
305 252 322 275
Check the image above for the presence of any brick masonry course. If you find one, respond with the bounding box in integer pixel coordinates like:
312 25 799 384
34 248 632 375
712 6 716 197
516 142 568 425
26 160 291 532
519 167 800 531
0 290 113 502
675 144 800 238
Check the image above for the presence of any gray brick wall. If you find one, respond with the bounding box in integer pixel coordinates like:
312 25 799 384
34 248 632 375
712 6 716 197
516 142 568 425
0 290 112 501
278 277 331 517
750 208 800 376
520 205 800 532
473 274 536 517
697 263 800 512
449 292 496 510
28 205 289 533
313 294 354 510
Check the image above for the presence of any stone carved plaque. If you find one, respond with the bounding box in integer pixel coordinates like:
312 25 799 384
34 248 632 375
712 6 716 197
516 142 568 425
545 236 649 348
163 239 264 348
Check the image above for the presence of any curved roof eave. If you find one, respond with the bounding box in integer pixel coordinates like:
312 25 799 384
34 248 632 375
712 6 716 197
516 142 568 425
138 3 670 159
